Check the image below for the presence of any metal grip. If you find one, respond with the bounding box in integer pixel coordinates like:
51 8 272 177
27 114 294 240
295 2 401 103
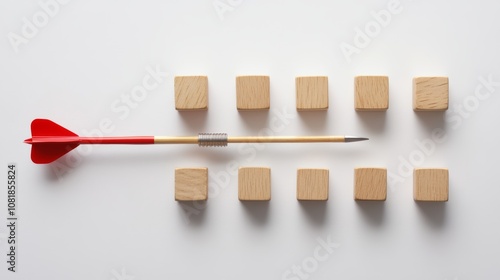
198 133 228 147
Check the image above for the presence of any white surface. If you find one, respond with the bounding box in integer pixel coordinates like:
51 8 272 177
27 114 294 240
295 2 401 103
1 0 500 279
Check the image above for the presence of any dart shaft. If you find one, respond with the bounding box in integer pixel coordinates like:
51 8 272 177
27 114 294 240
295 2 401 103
227 136 345 143
155 135 346 145
149 135 347 145
80 136 154 144
154 136 197 144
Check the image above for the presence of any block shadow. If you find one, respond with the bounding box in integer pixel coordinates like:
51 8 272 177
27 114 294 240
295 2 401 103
238 110 270 133
355 111 387 135
415 201 447 229
240 201 270 226
178 110 208 131
355 200 386 227
414 111 446 131
177 200 208 227
297 110 328 133
299 200 328 226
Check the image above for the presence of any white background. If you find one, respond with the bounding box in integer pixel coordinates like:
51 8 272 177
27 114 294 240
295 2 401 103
1 0 500 279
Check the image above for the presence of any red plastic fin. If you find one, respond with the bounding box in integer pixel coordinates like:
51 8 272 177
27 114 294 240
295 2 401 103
30 143 79 164
31 119 78 137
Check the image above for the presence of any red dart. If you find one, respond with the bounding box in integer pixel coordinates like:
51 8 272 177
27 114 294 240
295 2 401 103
24 119 368 164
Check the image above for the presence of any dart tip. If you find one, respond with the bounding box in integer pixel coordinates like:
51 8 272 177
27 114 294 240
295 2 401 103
24 138 33 144
344 136 369 143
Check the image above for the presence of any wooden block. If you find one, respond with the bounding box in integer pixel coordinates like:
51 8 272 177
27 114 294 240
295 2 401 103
296 76 328 111
413 77 449 111
236 76 270 110
413 168 449 202
297 168 329 201
238 167 271 201
354 168 387 201
175 168 208 201
174 76 208 110
354 76 389 111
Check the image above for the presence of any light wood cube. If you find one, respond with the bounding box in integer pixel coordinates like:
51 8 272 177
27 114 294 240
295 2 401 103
354 168 387 201
238 167 271 201
296 76 329 111
413 77 449 111
174 76 208 110
297 168 329 201
413 168 449 202
175 168 208 201
236 76 270 110
354 76 389 111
